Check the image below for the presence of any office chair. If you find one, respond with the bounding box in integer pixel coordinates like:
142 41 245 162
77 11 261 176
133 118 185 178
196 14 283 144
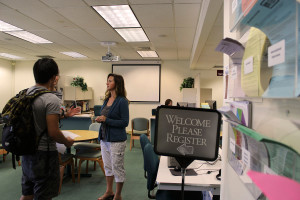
130 118 150 151
74 123 101 151
58 153 75 193
74 123 101 168
92 105 102 122
144 144 203 200
140 134 151 178
75 149 105 183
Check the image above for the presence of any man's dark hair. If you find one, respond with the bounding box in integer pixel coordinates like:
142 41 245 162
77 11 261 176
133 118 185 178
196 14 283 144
33 58 59 84
165 99 172 106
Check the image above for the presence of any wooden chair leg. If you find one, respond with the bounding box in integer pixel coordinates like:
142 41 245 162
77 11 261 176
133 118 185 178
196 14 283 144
97 159 105 175
78 159 83 183
94 161 96 171
86 160 89 174
130 136 133 151
71 160 75 183
75 149 79 167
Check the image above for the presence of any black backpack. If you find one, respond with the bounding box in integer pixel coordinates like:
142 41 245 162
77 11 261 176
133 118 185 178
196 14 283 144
2 88 51 168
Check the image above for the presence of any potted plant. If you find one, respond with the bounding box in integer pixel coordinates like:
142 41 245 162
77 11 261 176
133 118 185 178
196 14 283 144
71 76 88 91
180 77 194 91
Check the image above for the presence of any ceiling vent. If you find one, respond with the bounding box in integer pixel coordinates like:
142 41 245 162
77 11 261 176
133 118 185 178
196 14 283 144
212 66 223 69
137 47 151 51
37 55 55 59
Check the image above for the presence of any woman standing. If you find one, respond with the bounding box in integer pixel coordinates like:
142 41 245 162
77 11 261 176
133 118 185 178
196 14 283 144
96 73 129 200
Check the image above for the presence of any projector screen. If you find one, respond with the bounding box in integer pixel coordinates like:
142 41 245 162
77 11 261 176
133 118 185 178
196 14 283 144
112 64 161 102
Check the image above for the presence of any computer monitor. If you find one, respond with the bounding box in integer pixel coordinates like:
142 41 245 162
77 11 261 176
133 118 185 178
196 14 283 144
152 108 157 116
176 102 188 107
205 100 217 110
187 103 196 108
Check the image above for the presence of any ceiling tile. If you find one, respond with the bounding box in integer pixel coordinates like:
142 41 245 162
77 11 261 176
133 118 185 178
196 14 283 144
52 6 110 29
178 48 191 59
129 0 172 4
0 4 49 30
0 0 46 10
174 3 201 28
144 27 175 40
8 5 78 30
131 4 173 28
176 28 195 48
156 48 178 60
84 0 128 6
41 0 87 8
174 0 203 3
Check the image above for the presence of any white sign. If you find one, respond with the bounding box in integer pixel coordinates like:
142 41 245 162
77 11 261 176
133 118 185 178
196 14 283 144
231 65 237 79
242 148 251 168
244 56 253 75
230 138 236 154
268 40 285 67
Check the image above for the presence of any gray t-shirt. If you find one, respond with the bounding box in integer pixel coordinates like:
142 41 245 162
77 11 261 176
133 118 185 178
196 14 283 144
27 86 60 151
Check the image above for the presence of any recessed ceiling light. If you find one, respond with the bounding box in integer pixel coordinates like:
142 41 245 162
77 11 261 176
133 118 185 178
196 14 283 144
60 52 87 58
4 31 52 44
137 51 158 58
115 28 149 42
0 20 22 31
93 5 140 28
0 53 23 59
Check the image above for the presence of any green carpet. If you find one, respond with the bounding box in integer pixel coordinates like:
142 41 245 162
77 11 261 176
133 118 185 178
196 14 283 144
0 136 149 200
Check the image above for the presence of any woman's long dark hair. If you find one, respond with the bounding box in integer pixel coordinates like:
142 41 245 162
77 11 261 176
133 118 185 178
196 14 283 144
105 73 128 101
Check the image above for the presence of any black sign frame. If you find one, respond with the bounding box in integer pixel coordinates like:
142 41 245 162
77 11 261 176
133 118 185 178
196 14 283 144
154 106 221 161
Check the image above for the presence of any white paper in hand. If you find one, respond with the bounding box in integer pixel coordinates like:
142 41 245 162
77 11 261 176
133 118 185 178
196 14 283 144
62 131 80 139
56 143 67 154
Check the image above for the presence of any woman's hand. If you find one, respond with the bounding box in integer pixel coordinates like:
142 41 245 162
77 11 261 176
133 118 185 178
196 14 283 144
66 106 81 117
95 115 106 123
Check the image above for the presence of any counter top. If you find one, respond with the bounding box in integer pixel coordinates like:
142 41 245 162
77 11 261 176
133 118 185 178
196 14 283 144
72 114 92 118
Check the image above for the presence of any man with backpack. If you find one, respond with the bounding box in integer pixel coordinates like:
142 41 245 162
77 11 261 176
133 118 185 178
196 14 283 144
19 58 75 200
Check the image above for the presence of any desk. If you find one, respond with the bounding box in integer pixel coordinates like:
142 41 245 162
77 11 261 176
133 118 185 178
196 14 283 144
60 114 92 130
156 156 221 195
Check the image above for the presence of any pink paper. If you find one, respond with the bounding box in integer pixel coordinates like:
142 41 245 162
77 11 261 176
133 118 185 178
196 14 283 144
247 170 300 200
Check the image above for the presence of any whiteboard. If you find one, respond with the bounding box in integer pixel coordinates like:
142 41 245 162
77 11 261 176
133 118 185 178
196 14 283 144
112 64 160 102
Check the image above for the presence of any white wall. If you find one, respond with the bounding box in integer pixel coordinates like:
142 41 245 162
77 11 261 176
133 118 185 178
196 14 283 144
12 59 223 130
0 59 14 111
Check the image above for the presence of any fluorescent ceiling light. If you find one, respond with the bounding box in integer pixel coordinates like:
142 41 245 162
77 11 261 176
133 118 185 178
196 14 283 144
0 20 22 31
5 31 52 44
0 53 23 59
137 51 158 58
115 28 149 42
60 52 87 58
93 5 140 28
